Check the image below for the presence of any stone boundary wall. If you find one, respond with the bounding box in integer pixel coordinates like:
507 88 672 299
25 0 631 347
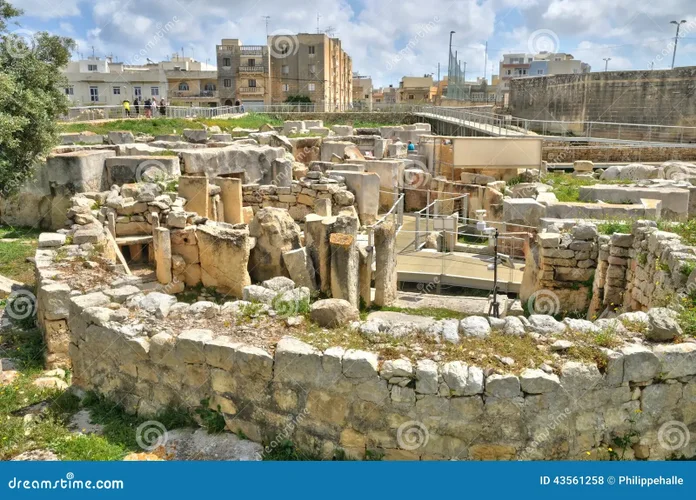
242 177 356 222
543 145 696 164
32 239 696 461
267 112 413 126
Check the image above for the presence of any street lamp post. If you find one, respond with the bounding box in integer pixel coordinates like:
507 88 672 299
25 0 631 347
603 58 611 71
671 20 687 69
448 31 455 98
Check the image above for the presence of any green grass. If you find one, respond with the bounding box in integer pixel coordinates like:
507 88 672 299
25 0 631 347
0 226 41 285
541 173 632 203
365 305 469 321
58 113 283 136
596 220 632 235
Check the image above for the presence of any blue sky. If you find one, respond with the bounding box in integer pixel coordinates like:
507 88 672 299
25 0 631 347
9 0 696 86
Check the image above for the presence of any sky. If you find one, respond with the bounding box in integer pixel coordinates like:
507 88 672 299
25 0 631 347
7 0 696 87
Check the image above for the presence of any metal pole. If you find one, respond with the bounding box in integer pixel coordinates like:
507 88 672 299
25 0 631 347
671 21 684 69
488 229 500 318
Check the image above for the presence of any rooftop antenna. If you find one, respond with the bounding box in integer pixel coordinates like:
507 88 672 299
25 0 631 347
262 16 270 37
317 13 321 33
91 45 95 58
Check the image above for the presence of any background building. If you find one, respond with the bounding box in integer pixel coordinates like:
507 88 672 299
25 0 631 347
62 57 167 106
399 76 436 103
268 33 352 111
216 39 272 109
352 74 373 110
163 55 217 107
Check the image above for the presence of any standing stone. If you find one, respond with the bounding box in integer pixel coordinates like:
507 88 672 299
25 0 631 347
106 212 116 238
153 227 172 284
248 207 302 282
314 198 332 217
178 176 209 217
217 177 243 224
374 221 397 307
305 215 337 294
272 158 293 187
282 247 317 291
330 233 359 307
197 225 251 298
358 245 373 308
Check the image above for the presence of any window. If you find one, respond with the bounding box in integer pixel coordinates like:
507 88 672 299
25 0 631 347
223 79 232 88
223 57 231 66
204 83 216 91
537 69 543 74
308 45 315 55
178 82 189 91
506 69 511 75
280 44 289 55
309 64 316 74
151 86 159 96
282 83 289 92
308 83 315 91
113 86 121 95
248 79 257 87
65 87 73 95
408 94 414 100
88 64 97 71
248 58 255 66
282 65 289 75
134 86 142 97
89 86 99 102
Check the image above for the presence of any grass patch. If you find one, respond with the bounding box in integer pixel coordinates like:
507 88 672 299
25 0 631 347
668 218 696 246
58 113 283 136
368 305 469 321
596 220 632 235
458 234 488 246
542 173 632 203
0 226 41 285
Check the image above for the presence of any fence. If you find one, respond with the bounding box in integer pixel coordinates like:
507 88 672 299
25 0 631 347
413 105 696 144
59 105 243 122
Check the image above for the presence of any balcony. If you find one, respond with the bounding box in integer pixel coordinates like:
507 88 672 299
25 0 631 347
170 90 218 98
238 86 264 95
240 46 264 55
239 65 268 74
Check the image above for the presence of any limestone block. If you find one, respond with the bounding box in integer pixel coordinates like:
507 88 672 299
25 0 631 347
274 337 323 385
342 349 379 379
215 177 243 224
38 233 66 248
573 160 594 172
459 316 491 339
183 129 208 144
620 344 659 383
178 176 209 218
204 336 239 372
40 283 72 320
177 329 214 364
139 293 177 318
153 227 172 285
442 361 483 396
652 343 696 379
485 374 522 398
197 224 251 298
314 198 332 217
374 221 397 307
646 307 682 341
310 298 359 327
503 198 545 227
380 359 413 380
248 207 301 282
282 247 317 291
519 369 561 394
415 359 439 394
330 233 359 308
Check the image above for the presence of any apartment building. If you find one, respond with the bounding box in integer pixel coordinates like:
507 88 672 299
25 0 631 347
268 33 352 111
398 76 436 103
352 74 373 110
216 39 272 108
62 57 167 106
163 56 217 107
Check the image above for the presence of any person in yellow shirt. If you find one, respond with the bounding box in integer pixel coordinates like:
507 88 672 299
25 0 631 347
123 100 131 117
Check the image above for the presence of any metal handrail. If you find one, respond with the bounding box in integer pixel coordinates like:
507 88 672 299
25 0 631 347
366 193 405 247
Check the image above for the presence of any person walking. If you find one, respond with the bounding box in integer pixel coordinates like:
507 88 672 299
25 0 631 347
134 97 140 117
159 98 166 117
122 100 131 117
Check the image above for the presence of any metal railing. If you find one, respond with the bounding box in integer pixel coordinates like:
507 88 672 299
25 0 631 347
413 105 696 144
59 104 243 122
169 90 218 98
366 193 405 247
239 65 268 73
413 194 468 250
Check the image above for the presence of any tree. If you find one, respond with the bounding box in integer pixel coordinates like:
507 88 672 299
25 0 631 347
0 0 75 196
284 95 312 104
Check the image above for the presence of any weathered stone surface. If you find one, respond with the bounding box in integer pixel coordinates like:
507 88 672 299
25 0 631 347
646 307 682 341
415 359 439 394
310 299 359 327
139 293 177 318
621 344 659 383
282 247 317 291
380 359 413 380
248 207 301 282
343 349 378 379
528 315 565 335
459 316 491 338
242 285 276 305
485 374 521 398
652 343 696 379
519 369 561 394
197 224 251 298
38 233 66 248
442 361 483 396
274 337 323 385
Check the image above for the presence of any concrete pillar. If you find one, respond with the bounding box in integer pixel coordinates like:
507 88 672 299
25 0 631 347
305 214 336 294
178 175 209 217
374 221 397 307
314 198 332 217
330 233 359 307
153 227 172 285
217 177 243 224
358 245 373 308
106 212 116 238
